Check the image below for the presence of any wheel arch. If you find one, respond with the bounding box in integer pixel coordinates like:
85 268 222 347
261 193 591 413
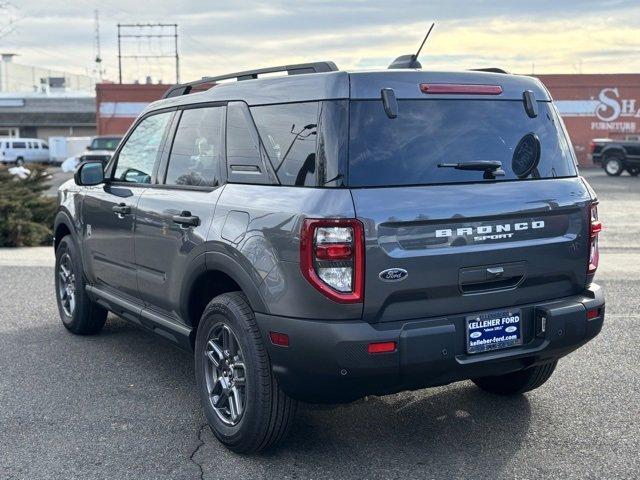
602 146 627 161
181 251 269 348
53 210 78 251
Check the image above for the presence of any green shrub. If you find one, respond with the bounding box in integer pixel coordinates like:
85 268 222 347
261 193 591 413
0 166 57 247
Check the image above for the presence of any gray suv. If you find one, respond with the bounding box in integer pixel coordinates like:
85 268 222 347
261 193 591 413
54 61 605 453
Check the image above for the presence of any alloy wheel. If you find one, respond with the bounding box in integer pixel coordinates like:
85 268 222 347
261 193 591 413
57 253 76 316
204 323 247 426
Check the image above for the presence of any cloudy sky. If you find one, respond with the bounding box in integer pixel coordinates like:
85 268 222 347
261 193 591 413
2 0 640 84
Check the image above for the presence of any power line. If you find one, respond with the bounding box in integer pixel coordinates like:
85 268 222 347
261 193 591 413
117 23 179 84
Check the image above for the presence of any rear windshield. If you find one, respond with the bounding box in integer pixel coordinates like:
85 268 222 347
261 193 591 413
348 100 577 187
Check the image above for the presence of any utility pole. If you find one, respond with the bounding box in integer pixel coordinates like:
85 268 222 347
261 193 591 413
116 23 180 84
94 10 104 81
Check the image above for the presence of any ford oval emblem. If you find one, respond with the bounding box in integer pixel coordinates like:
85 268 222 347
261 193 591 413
379 268 408 282
470 331 482 339
505 326 517 333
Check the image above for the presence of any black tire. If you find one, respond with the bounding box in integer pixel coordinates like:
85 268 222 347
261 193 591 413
15 157 24 167
603 155 624 176
472 360 558 395
627 167 640 177
55 236 107 335
195 292 297 453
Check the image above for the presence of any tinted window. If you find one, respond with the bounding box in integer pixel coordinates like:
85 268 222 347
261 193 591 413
42 143 49 150
348 100 577 187
13 142 26 149
91 137 121 151
251 102 318 186
165 107 224 187
113 112 172 184
34 142 40 149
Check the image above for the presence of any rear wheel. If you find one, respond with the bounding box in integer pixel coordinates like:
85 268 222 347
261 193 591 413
15 157 24 167
627 167 640 177
603 155 624 176
55 236 107 335
472 360 557 395
195 292 297 453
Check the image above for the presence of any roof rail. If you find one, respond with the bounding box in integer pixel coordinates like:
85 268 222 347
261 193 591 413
469 67 509 74
162 61 339 99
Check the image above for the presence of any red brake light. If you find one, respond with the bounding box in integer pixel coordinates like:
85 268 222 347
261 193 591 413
300 219 365 303
420 83 503 95
588 141 596 154
588 202 602 280
315 243 353 260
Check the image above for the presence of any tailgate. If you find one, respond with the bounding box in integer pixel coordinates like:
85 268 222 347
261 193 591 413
352 178 592 323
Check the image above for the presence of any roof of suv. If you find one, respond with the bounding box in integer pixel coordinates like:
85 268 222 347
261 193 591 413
145 67 552 114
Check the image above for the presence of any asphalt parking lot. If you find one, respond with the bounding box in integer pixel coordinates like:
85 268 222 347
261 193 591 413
1 169 638 480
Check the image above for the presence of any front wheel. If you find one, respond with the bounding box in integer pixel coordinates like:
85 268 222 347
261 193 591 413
15 157 24 167
603 156 624 176
55 236 107 335
472 361 558 395
195 292 297 453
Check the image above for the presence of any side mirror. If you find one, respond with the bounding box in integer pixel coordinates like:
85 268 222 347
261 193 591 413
75 161 105 186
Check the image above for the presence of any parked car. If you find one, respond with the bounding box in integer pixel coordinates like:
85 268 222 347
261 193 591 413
0 138 50 165
54 61 605 453
589 137 640 176
77 136 122 166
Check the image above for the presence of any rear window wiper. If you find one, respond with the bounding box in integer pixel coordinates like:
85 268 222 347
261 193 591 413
438 160 505 179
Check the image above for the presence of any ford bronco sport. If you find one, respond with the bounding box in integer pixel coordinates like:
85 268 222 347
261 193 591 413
54 61 605 453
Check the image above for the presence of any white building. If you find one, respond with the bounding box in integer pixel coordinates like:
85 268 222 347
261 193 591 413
0 53 95 94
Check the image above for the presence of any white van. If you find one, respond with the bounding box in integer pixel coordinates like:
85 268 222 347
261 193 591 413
0 138 50 165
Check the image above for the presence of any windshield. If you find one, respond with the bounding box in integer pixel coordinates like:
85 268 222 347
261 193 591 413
91 137 121 151
348 100 577 187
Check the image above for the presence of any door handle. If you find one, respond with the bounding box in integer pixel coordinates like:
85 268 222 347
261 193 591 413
112 203 131 216
486 266 504 278
172 211 200 228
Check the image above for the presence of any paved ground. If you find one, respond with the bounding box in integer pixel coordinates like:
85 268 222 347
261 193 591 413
1 169 638 479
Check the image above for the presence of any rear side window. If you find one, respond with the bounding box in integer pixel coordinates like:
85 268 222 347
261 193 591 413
13 142 26 149
165 106 224 188
226 102 272 185
113 111 172 184
348 100 577 187
251 102 318 186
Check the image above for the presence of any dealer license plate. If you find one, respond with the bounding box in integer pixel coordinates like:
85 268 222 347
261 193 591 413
466 309 523 354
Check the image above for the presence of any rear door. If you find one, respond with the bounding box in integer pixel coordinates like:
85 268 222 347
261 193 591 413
347 96 592 323
134 105 225 320
82 110 174 300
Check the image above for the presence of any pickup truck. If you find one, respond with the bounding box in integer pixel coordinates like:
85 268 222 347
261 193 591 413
589 138 640 176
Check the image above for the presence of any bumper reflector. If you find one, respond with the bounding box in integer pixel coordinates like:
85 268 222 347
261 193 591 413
586 308 600 320
368 341 397 354
269 331 289 347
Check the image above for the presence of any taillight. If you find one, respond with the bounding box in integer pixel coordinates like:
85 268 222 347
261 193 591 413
300 219 364 303
587 202 602 282
420 83 503 95
588 141 596 154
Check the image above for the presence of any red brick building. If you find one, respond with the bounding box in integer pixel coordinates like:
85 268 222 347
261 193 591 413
96 83 169 136
97 75 640 167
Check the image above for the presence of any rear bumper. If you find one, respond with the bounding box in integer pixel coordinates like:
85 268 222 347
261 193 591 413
256 284 605 403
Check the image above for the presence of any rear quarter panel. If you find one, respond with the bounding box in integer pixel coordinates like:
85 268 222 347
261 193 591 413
210 184 361 319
